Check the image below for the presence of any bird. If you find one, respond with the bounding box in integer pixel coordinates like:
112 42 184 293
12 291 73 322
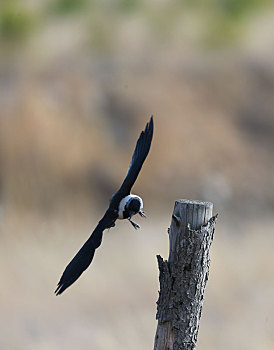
55 116 154 295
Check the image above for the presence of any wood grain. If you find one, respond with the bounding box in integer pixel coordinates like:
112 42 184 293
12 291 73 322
154 199 217 350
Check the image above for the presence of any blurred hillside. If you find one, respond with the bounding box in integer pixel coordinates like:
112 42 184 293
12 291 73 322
0 1 274 350
0 0 274 221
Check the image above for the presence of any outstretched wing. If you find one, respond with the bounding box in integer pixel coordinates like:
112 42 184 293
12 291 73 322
55 226 103 295
114 116 154 200
55 210 117 295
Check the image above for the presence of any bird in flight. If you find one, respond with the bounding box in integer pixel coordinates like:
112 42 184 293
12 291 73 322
55 116 154 295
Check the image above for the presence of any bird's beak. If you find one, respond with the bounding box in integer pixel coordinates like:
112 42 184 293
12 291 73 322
139 210 146 218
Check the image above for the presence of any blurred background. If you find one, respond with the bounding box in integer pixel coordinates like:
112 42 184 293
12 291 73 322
0 0 274 349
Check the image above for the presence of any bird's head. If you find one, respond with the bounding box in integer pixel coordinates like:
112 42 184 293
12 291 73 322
126 196 143 218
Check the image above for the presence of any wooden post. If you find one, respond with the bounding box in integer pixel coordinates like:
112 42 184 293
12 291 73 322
154 199 217 350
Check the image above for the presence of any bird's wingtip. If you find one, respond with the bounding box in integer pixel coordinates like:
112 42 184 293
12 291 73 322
143 116 153 132
54 283 63 296
146 115 153 132
149 115 154 133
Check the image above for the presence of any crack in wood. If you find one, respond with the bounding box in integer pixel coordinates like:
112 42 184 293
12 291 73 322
154 200 217 350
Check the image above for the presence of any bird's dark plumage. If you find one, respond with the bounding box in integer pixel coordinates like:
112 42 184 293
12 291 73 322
114 116 154 200
55 116 153 295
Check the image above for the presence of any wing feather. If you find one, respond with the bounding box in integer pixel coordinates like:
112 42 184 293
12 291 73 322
55 226 103 295
55 117 154 295
115 116 153 199
55 209 117 295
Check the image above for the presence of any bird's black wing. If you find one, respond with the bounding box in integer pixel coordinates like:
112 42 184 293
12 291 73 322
55 209 117 295
113 116 153 200
55 117 153 295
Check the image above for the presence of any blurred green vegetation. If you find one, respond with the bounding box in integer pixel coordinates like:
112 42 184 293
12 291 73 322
204 0 272 45
0 1 35 42
47 0 89 16
118 0 140 13
0 0 272 48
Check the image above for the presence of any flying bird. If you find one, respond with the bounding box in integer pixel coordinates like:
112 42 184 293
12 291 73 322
55 116 154 295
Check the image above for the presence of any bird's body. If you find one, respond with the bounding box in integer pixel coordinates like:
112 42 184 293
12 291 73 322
118 194 143 219
55 117 154 295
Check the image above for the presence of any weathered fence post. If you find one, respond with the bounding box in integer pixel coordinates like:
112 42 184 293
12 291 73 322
154 199 217 350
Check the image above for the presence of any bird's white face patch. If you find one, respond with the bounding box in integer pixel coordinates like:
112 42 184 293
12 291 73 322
118 194 143 219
